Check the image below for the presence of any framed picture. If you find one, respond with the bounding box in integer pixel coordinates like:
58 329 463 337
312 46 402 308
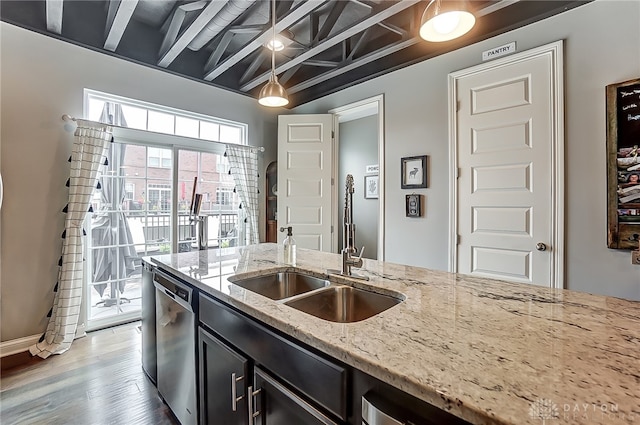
406 194 422 217
364 175 379 199
401 155 427 189
606 77 640 249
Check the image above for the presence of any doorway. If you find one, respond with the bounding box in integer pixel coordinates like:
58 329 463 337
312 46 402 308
330 95 385 261
448 41 564 288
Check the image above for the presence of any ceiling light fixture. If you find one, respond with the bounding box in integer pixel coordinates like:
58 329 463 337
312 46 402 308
419 0 475 42
258 0 289 107
266 37 285 51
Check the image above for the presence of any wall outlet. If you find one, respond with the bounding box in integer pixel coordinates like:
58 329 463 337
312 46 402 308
632 251 640 265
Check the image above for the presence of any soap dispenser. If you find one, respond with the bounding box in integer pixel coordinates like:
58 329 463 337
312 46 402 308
280 226 296 265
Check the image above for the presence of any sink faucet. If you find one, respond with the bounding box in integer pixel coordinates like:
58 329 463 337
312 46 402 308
337 174 369 280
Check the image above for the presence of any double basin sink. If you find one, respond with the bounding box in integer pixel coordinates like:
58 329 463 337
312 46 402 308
230 272 403 323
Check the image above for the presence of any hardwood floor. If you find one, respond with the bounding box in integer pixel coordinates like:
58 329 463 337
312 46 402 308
0 322 178 425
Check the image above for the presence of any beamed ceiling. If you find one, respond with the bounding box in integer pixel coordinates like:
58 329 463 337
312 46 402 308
1 0 591 108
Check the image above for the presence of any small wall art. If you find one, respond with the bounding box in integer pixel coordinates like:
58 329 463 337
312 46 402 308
406 194 422 217
401 155 427 189
364 174 379 199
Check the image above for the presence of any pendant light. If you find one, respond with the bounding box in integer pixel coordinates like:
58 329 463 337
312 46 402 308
419 0 475 42
258 0 289 107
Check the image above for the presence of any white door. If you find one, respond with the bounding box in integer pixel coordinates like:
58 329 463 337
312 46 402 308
451 42 564 288
278 114 334 252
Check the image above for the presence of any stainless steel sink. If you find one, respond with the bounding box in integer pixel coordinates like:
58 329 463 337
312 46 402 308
284 286 403 323
232 272 329 300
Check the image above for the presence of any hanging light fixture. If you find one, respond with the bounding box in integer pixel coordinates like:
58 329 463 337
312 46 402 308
419 0 475 42
258 0 289 107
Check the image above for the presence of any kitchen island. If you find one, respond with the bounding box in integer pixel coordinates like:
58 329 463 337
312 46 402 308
150 243 640 425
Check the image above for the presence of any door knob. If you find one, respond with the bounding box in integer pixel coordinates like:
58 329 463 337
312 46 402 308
536 242 547 251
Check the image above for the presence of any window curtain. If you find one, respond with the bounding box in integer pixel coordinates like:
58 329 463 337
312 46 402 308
30 120 113 359
225 145 260 245
91 104 137 300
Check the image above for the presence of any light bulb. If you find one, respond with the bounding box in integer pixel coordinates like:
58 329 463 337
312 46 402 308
266 38 285 51
432 11 461 35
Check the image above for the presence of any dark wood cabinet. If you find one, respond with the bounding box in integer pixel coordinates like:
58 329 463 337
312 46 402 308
198 292 470 425
253 367 338 425
198 327 249 425
265 161 277 243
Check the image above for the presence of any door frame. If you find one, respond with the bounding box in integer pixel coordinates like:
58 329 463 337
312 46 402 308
447 41 565 288
329 94 385 260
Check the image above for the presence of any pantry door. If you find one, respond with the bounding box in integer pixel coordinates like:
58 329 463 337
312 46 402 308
278 114 335 252
450 41 564 288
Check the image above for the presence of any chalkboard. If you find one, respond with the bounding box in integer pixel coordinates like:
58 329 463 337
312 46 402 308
607 78 640 249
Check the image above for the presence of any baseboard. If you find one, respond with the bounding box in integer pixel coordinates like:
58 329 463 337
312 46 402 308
0 334 41 358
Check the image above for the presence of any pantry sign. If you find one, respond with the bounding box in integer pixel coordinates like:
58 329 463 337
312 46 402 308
482 42 516 61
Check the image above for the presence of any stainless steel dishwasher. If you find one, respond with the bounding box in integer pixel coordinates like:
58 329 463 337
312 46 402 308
154 268 197 425
141 260 156 384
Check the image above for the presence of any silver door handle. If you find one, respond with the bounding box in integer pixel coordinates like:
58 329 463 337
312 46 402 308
247 385 261 425
231 373 244 411
536 242 547 251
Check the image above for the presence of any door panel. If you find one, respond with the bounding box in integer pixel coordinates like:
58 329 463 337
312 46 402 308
455 44 563 287
199 327 249 425
278 115 333 251
253 367 338 425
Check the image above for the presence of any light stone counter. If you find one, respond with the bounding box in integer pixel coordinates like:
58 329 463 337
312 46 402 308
151 244 640 425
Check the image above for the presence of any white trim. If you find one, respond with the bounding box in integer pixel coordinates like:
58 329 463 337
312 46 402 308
329 94 385 261
448 40 565 289
1 334 41 357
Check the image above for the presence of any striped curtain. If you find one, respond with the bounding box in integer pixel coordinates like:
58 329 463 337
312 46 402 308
226 145 260 245
30 120 113 359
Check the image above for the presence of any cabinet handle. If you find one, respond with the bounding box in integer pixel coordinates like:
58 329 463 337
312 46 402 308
231 373 244 411
247 385 261 425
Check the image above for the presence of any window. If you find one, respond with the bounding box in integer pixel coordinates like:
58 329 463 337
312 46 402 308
148 147 172 168
84 92 248 332
216 188 233 206
85 89 247 146
148 184 172 211
125 183 135 201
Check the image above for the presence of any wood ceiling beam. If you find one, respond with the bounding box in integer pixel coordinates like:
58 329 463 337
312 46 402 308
204 31 235 72
302 60 339 68
203 0 329 82
239 0 421 92
287 38 419 95
157 0 230 68
46 0 63 34
104 0 139 52
279 64 302 85
347 27 373 61
159 2 207 61
377 21 406 37
312 1 347 44
239 51 268 85
286 0 520 95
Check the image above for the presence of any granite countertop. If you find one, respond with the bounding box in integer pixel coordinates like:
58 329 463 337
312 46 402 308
150 244 640 425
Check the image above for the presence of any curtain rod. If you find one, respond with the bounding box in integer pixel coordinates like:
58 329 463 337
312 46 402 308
61 114 264 152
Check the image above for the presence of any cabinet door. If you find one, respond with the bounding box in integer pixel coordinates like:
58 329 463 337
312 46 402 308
199 327 249 425
252 367 339 425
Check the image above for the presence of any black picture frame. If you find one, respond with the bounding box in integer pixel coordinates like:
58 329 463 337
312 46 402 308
406 194 422 217
401 155 427 189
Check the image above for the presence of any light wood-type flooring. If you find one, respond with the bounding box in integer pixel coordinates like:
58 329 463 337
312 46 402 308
0 321 178 425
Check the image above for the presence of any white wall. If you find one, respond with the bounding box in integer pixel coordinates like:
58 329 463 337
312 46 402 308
0 23 279 341
294 1 640 300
